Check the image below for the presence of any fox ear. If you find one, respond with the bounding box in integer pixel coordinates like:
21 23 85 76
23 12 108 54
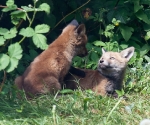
102 48 106 54
69 19 79 27
120 47 135 61
63 20 79 33
75 24 86 36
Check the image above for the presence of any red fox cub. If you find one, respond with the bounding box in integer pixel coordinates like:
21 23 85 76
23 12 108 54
15 20 88 97
64 47 135 96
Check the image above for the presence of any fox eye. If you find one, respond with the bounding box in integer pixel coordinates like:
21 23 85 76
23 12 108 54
110 57 115 60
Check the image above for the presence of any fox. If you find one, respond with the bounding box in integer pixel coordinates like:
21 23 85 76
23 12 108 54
15 20 88 98
64 47 135 97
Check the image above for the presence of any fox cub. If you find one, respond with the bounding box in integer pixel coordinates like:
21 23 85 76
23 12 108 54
15 20 88 97
64 47 135 96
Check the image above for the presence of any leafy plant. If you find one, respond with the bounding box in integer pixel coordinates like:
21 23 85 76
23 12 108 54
0 0 50 73
124 63 150 94
72 0 150 69
0 0 150 99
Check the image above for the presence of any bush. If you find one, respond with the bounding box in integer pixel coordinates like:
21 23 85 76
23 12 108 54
0 0 150 97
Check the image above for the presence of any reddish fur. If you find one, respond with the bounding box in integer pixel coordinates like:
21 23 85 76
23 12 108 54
64 47 135 96
15 20 88 98
64 69 108 96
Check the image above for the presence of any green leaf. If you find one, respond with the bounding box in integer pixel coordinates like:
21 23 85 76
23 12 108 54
8 43 23 60
39 3 50 14
147 31 150 37
105 24 115 31
11 15 21 25
144 35 149 41
2 5 17 12
4 33 16 39
72 56 82 66
29 49 38 59
32 34 48 50
145 31 150 40
144 55 150 62
21 6 34 12
104 31 113 38
10 27 17 34
120 25 134 41
59 89 74 94
0 36 6 46
0 28 9 35
120 44 128 49
6 0 14 6
6 43 23 72
0 54 9 71
140 44 150 57
93 41 106 47
3 27 17 39
35 24 50 34
115 89 125 97
19 27 35 37
5 57 18 72
136 10 150 24
90 51 99 62
133 1 143 13
11 11 26 20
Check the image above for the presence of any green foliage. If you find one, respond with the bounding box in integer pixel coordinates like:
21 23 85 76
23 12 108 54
120 25 134 42
19 27 35 37
71 0 150 69
0 54 9 70
6 43 22 72
0 1 150 124
0 0 149 72
125 63 150 94
0 0 50 73
0 0 150 106
19 24 50 50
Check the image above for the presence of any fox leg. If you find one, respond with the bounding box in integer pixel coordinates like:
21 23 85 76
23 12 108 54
15 76 23 90
40 76 61 94
69 66 85 77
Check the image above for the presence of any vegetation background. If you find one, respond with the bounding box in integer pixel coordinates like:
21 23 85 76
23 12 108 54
0 0 150 124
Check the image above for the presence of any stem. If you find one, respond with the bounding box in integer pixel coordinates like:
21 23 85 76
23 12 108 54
0 5 23 10
29 0 37 27
19 1 37 44
25 12 31 24
18 36 26 44
29 10 37 27
46 0 91 35
0 70 6 92
100 23 102 41
114 0 120 8
105 97 123 124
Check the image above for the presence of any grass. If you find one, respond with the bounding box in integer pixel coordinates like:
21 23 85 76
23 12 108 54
0 90 150 125
0 64 150 125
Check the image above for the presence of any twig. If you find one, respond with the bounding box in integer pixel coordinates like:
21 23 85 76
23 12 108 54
0 70 6 92
46 0 91 36
19 1 37 44
0 5 23 10
114 0 120 9
105 97 123 124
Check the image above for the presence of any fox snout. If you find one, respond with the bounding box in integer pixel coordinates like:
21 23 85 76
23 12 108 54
99 58 104 63
76 47 88 57
98 58 110 69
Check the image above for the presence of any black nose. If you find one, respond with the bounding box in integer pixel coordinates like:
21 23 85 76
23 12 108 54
99 59 104 63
